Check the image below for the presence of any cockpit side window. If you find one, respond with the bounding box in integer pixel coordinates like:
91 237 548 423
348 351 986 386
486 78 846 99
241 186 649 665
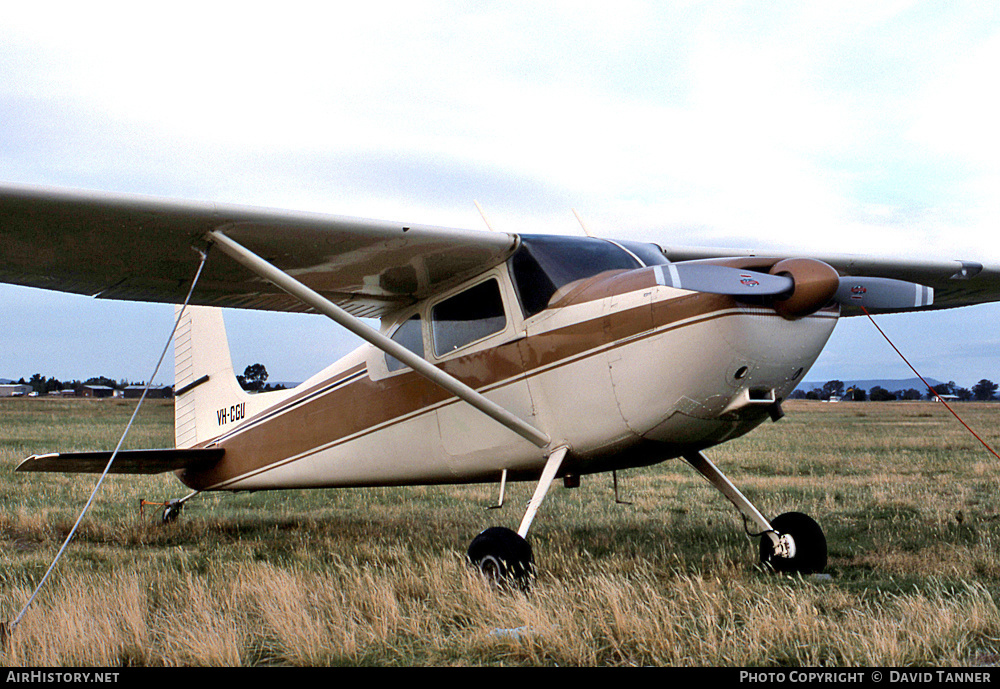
386 314 424 372
431 278 506 356
508 235 642 317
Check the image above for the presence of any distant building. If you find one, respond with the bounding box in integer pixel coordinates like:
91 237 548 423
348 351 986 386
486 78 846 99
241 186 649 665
933 394 959 403
124 385 173 399
82 385 115 398
0 384 32 397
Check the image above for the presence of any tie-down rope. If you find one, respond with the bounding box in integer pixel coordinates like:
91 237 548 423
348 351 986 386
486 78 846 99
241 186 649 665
7 249 209 634
861 305 1000 462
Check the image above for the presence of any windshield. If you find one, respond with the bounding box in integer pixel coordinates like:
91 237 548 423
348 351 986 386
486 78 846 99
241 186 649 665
508 235 643 317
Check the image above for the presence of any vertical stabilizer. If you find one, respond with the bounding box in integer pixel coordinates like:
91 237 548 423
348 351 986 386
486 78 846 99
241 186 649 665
173 306 252 448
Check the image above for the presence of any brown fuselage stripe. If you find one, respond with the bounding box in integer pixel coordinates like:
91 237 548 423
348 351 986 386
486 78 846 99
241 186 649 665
182 291 833 490
209 367 367 446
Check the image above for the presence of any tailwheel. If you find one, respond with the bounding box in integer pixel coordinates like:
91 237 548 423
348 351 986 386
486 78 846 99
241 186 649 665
760 511 827 574
161 499 184 524
467 526 534 591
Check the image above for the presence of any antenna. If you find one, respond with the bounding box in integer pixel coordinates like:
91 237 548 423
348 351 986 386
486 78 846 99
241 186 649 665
474 200 497 232
572 208 595 237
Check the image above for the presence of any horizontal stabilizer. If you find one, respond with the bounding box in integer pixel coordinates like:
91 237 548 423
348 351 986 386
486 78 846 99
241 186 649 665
16 448 224 474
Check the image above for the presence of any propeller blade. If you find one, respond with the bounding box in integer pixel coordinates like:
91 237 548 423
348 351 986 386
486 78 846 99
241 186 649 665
659 263 934 314
835 277 934 310
655 264 794 297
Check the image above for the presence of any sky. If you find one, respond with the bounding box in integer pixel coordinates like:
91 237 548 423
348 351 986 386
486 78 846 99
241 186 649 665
2 2 999 390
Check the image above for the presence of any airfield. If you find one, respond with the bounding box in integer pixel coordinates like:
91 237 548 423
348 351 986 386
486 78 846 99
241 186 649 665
2 396 1000 666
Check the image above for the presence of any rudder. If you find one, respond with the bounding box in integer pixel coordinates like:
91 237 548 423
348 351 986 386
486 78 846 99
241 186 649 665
173 306 252 448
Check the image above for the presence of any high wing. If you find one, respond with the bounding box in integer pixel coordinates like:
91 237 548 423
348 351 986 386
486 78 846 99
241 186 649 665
3 183 1000 317
0 183 516 318
661 244 1000 315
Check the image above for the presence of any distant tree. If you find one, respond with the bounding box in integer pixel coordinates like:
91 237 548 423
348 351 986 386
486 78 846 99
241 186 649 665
822 380 845 400
28 373 45 394
806 389 822 400
238 363 269 392
844 387 866 401
931 382 953 397
955 387 973 402
84 376 120 390
900 388 923 401
972 379 998 401
789 389 807 400
28 374 65 395
870 386 896 402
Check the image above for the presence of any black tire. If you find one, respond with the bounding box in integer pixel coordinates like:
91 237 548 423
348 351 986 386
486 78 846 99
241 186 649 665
760 511 827 574
467 526 534 590
161 500 183 524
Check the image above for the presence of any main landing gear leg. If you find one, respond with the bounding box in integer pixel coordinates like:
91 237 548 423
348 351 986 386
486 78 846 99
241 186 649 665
682 451 827 574
467 445 569 590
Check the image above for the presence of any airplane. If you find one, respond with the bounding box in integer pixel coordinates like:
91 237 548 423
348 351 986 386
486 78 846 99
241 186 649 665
3 182 999 586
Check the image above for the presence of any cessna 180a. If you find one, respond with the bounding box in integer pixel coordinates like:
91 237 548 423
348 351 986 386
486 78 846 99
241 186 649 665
3 183 999 585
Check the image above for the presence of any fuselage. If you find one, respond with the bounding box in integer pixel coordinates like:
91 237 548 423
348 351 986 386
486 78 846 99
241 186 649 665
177 236 839 492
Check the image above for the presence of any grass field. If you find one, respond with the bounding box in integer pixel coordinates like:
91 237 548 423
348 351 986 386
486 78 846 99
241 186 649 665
3 397 1000 666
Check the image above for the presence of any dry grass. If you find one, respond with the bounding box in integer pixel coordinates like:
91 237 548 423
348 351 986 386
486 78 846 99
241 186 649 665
6 560 1000 666
3 398 1000 666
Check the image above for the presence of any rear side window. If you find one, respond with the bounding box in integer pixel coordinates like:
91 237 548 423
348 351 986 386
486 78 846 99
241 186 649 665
431 279 506 356
386 314 423 371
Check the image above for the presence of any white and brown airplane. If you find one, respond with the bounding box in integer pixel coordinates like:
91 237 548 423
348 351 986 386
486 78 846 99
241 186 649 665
3 183 999 584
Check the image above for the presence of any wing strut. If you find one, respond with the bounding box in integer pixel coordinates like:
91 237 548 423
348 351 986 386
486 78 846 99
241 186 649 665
206 230 551 450
682 451 783 552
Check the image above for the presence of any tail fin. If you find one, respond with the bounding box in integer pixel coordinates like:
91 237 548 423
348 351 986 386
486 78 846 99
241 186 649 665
173 306 252 448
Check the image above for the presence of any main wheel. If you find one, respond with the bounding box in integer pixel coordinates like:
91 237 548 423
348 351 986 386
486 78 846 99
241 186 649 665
759 511 827 574
467 526 534 590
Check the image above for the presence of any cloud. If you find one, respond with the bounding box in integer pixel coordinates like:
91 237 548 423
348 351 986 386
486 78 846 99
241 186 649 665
2 3 999 384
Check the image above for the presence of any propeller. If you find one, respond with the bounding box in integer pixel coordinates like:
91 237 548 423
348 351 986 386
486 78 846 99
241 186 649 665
658 260 934 318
